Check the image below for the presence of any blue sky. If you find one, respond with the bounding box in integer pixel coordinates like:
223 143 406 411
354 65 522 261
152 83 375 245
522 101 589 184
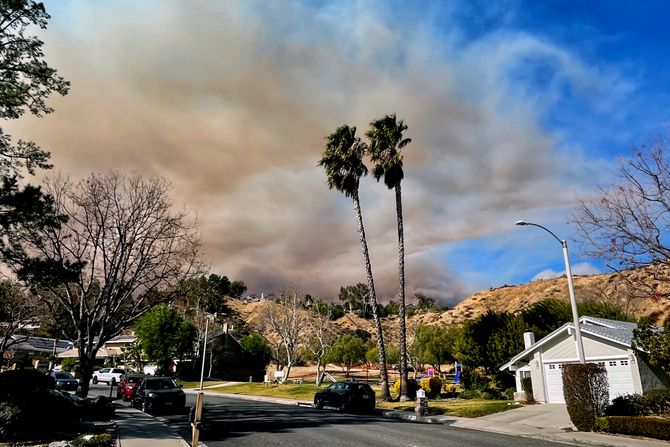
12 1 670 305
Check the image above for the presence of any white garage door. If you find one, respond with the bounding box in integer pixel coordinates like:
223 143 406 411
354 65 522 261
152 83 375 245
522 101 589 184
544 359 635 404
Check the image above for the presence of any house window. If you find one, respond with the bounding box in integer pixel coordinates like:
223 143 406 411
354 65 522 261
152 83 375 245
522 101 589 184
620 360 628 366
558 364 562 369
609 361 617 367
598 362 605 367
548 364 556 370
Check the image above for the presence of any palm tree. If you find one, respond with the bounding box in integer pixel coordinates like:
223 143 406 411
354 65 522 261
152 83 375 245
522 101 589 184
366 114 412 401
318 124 391 401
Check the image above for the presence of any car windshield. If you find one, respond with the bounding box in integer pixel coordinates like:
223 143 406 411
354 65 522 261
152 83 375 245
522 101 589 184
128 376 143 384
54 372 74 379
145 378 177 390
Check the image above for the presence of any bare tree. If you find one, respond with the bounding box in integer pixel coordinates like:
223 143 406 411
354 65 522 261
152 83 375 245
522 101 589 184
0 281 37 361
304 302 334 386
14 171 201 396
257 290 306 382
574 142 670 297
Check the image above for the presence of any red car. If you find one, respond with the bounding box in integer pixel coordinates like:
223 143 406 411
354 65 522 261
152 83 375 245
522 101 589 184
116 374 145 401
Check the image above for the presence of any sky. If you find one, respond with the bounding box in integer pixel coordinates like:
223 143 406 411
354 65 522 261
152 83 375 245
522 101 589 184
7 0 670 306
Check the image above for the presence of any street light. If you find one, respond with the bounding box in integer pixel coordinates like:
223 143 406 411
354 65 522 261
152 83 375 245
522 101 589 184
515 220 586 364
193 313 215 447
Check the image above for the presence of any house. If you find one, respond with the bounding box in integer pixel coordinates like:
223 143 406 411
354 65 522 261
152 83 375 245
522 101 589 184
500 316 670 404
198 326 266 382
3 336 73 370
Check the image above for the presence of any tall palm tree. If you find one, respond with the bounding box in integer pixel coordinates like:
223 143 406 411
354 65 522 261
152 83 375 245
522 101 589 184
318 124 391 401
367 114 412 401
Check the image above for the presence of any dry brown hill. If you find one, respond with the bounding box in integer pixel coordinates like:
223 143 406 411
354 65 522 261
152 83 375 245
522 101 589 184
227 265 670 343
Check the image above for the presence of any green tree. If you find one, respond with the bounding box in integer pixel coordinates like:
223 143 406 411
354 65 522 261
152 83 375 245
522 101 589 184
633 318 670 375
367 114 411 401
415 293 437 311
319 124 390 400
410 324 458 372
229 280 247 298
326 334 367 378
134 304 197 375
338 283 368 315
0 1 69 286
240 332 272 370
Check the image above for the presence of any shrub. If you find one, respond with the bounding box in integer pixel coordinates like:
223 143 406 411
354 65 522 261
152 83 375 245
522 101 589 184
605 390 670 416
596 416 670 441
61 358 77 373
71 433 115 447
420 377 442 398
504 387 516 400
392 378 419 400
442 383 457 397
459 390 482 399
460 369 490 391
562 363 609 432
0 369 54 400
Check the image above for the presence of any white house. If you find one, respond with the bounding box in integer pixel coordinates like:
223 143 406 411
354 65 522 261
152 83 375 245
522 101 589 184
500 316 670 404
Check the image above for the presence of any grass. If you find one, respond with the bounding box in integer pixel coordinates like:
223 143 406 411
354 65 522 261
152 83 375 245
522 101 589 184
178 380 228 389
210 382 322 400
205 382 517 418
378 398 519 418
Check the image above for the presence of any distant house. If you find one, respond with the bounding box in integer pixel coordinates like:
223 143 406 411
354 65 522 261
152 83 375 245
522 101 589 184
500 316 670 404
203 326 266 382
3 336 73 370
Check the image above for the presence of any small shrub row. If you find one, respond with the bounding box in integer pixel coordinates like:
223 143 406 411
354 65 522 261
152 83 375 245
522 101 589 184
596 416 670 441
605 389 670 416
458 389 500 400
392 379 419 400
71 433 115 447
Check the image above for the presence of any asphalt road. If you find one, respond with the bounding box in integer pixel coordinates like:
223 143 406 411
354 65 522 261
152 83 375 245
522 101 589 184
150 394 576 447
85 385 576 447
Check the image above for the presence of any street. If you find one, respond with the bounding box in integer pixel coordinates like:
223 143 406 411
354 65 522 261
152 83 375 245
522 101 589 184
88 385 576 446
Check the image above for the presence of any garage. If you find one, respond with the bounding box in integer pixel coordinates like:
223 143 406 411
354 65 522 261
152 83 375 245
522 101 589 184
544 359 636 404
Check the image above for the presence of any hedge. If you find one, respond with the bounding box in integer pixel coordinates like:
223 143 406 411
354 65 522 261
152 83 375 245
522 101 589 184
562 363 609 431
605 389 670 417
596 416 670 441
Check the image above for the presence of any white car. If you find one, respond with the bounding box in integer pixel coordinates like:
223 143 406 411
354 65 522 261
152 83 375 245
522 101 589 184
92 367 125 385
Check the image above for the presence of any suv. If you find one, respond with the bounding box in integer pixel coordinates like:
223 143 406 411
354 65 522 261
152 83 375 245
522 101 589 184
314 381 376 412
92 367 125 385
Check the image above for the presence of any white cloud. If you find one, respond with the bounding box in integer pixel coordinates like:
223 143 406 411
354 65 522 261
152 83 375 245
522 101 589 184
532 262 602 281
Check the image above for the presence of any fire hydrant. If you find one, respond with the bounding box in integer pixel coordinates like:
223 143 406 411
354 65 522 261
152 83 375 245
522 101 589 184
415 389 428 416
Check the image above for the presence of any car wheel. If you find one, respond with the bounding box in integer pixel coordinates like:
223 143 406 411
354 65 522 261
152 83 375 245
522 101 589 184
92 376 98 384
142 400 151 414
314 396 324 410
110 378 116 386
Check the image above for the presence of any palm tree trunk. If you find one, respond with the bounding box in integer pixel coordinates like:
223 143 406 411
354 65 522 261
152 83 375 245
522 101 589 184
352 191 390 400
395 183 410 402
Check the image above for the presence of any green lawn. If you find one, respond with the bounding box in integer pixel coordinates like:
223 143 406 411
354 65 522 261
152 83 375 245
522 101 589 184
206 382 517 418
379 399 519 418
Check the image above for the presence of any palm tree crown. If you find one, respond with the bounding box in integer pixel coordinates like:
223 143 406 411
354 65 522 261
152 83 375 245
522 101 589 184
366 114 411 189
318 125 368 198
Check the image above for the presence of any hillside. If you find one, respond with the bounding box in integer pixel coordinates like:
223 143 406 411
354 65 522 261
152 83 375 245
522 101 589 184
226 265 670 344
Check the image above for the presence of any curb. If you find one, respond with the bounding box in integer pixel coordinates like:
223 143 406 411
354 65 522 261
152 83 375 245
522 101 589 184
115 405 192 447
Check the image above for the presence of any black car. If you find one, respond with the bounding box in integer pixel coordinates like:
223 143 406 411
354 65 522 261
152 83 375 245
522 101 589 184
314 381 376 412
131 377 185 414
49 371 78 392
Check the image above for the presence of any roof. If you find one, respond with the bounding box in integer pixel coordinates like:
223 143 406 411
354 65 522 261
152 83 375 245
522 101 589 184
499 316 640 371
9 337 73 354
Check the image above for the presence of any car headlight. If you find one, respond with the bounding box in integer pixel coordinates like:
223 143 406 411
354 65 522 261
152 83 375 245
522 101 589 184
148 392 157 398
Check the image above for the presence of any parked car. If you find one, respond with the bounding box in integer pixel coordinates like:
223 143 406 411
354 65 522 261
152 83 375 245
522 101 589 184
314 381 376 412
116 374 145 401
92 367 125 385
131 377 186 414
49 371 78 392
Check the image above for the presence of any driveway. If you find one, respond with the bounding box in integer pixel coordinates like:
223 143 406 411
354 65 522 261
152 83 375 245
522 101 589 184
450 403 574 436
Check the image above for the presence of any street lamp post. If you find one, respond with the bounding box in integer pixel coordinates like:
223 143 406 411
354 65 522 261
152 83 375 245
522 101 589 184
193 313 215 447
515 220 586 364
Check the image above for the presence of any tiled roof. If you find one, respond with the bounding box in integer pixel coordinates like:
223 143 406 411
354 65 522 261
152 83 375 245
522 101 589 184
581 323 634 346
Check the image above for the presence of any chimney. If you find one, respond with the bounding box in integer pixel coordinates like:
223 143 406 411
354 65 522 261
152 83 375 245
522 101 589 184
523 331 536 350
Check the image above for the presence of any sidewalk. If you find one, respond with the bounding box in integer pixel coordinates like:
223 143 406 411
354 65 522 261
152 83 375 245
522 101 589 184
115 406 190 447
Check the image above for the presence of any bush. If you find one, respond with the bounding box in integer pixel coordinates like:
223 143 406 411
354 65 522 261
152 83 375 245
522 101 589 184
442 383 457 397
61 358 77 373
562 363 609 432
420 377 442 399
504 387 516 400
459 390 482 399
392 378 419 400
71 433 115 447
606 390 670 416
0 369 54 400
460 369 491 391
596 416 670 441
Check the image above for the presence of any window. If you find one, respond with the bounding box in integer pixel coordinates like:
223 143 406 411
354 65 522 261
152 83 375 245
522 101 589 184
548 364 556 370
620 360 628 366
609 361 617 367
598 362 605 367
